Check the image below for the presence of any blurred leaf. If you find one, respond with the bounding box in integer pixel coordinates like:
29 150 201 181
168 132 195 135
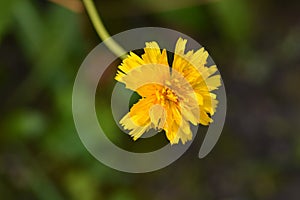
211 0 253 44
132 0 218 13
109 190 136 200
5 109 47 140
157 6 208 29
42 124 86 161
0 0 19 42
64 170 99 200
12 1 84 103
13 0 43 55
48 0 84 13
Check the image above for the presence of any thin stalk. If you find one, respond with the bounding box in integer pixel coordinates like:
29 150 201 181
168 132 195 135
82 0 127 59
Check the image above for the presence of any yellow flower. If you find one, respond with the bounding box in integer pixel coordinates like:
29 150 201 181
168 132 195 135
115 38 221 144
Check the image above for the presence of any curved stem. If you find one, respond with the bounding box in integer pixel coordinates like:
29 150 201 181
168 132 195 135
82 0 127 59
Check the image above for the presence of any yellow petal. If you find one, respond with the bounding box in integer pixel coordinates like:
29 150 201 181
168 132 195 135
165 105 193 144
163 101 193 144
142 42 169 66
129 124 151 141
164 102 181 143
201 65 218 80
149 104 166 130
174 37 187 56
199 110 213 125
172 38 220 93
120 113 150 141
174 119 192 144
120 96 156 140
181 106 199 126
118 64 170 96
120 98 152 127
158 49 169 66
115 52 145 81
136 84 163 98
189 47 208 68
204 75 222 91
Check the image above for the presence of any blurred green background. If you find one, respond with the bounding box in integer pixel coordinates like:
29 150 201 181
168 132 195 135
1 0 300 199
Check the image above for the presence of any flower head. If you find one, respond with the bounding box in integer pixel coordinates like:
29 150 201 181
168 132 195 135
115 38 221 144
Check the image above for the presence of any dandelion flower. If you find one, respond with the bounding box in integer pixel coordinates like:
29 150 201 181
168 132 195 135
115 38 221 144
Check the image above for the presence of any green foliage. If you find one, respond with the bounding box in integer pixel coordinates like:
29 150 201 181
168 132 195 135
211 0 253 44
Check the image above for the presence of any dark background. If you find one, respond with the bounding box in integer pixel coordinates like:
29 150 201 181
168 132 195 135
1 0 300 199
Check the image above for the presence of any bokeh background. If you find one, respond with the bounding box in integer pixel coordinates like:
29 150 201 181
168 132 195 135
1 0 300 199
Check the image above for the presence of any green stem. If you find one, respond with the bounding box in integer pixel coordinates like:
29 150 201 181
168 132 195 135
82 0 127 59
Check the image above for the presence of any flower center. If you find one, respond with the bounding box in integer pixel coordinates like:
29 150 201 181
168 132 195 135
156 86 178 105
